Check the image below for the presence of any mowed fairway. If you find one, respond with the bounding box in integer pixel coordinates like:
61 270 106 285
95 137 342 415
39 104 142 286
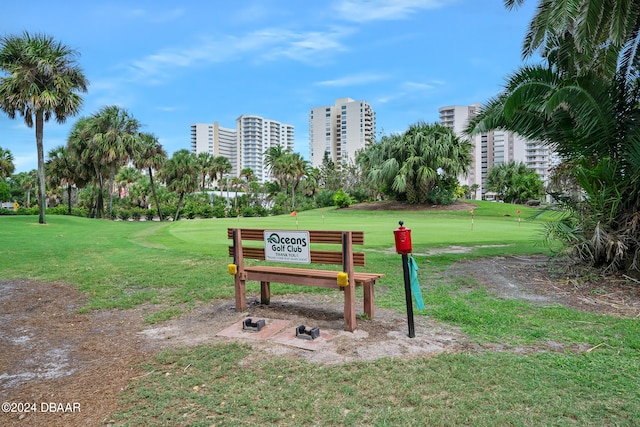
0 202 545 314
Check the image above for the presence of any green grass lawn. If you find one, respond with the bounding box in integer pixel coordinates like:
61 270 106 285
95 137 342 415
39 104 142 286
2 202 639 426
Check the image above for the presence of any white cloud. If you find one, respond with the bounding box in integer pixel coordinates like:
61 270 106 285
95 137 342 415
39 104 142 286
124 27 352 84
333 0 456 22
315 72 388 87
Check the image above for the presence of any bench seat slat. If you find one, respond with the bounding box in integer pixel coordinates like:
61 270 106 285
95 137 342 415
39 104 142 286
244 266 384 289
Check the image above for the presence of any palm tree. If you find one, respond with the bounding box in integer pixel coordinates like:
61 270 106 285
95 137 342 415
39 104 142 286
0 147 15 178
505 0 640 78
466 1 640 271
85 105 141 218
240 167 255 192
195 152 213 191
46 145 85 214
12 170 36 207
134 133 166 221
160 149 198 221
115 167 142 199
230 176 244 211
361 122 472 204
67 117 107 218
486 161 543 203
0 32 88 224
210 156 232 198
264 145 286 188
287 152 308 210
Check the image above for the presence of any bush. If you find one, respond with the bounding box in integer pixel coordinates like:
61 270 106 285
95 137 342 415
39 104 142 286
426 188 455 205
161 206 177 221
118 210 131 221
315 190 335 208
145 209 155 221
349 188 370 204
270 204 284 216
130 208 143 221
333 190 352 209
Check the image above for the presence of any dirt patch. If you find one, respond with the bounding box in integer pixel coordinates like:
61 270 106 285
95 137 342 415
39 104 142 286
452 255 640 318
2 254 640 426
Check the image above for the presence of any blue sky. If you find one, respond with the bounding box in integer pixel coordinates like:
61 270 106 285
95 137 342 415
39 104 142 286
0 0 537 173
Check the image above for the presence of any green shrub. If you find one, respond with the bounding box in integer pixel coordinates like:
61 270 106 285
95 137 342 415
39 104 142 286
270 204 284 216
315 190 335 208
118 210 131 221
333 190 352 208
145 209 155 221
131 208 143 221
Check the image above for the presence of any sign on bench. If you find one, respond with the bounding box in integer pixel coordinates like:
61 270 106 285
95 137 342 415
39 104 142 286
228 228 385 331
263 230 310 264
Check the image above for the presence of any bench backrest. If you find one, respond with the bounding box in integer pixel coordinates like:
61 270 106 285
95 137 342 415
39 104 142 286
227 228 366 267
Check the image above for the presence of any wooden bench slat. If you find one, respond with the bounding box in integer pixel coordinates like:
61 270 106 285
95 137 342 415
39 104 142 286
243 266 384 290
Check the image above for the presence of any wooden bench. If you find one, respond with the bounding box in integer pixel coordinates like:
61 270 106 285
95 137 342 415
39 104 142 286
227 228 385 331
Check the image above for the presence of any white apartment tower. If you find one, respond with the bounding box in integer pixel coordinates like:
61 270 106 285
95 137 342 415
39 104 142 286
439 105 556 199
190 122 238 174
236 115 294 183
191 116 294 182
309 97 376 168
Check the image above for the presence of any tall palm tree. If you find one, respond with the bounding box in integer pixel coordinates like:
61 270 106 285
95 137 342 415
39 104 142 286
287 152 308 210
0 147 15 178
46 145 85 214
160 149 198 221
134 133 166 220
85 105 141 218
195 152 213 191
0 32 88 224
240 167 255 192
210 156 232 198
67 117 107 217
264 145 286 187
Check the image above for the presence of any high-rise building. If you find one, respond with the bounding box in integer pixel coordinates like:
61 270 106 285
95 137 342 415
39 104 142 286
191 116 294 183
190 122 238 174
309 97 376 168
439 104 556 200
236 115 294 183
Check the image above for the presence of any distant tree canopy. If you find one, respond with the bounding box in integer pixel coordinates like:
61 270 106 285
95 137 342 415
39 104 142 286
357 122 472 205
486 161 544 204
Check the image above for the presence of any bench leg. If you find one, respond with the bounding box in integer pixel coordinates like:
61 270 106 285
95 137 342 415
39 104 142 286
234 276 246 311
364 281 375 319
344 283 357 332
260 281 270 305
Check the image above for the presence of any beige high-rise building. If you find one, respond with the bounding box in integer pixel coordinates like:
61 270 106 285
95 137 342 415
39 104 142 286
190 122 238 174
309 97 376 168
439 104 556 200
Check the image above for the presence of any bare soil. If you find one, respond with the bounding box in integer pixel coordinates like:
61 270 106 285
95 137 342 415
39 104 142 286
2 201 639 426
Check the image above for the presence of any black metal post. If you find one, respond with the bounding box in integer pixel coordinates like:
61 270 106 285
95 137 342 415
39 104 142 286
401 253 415 338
